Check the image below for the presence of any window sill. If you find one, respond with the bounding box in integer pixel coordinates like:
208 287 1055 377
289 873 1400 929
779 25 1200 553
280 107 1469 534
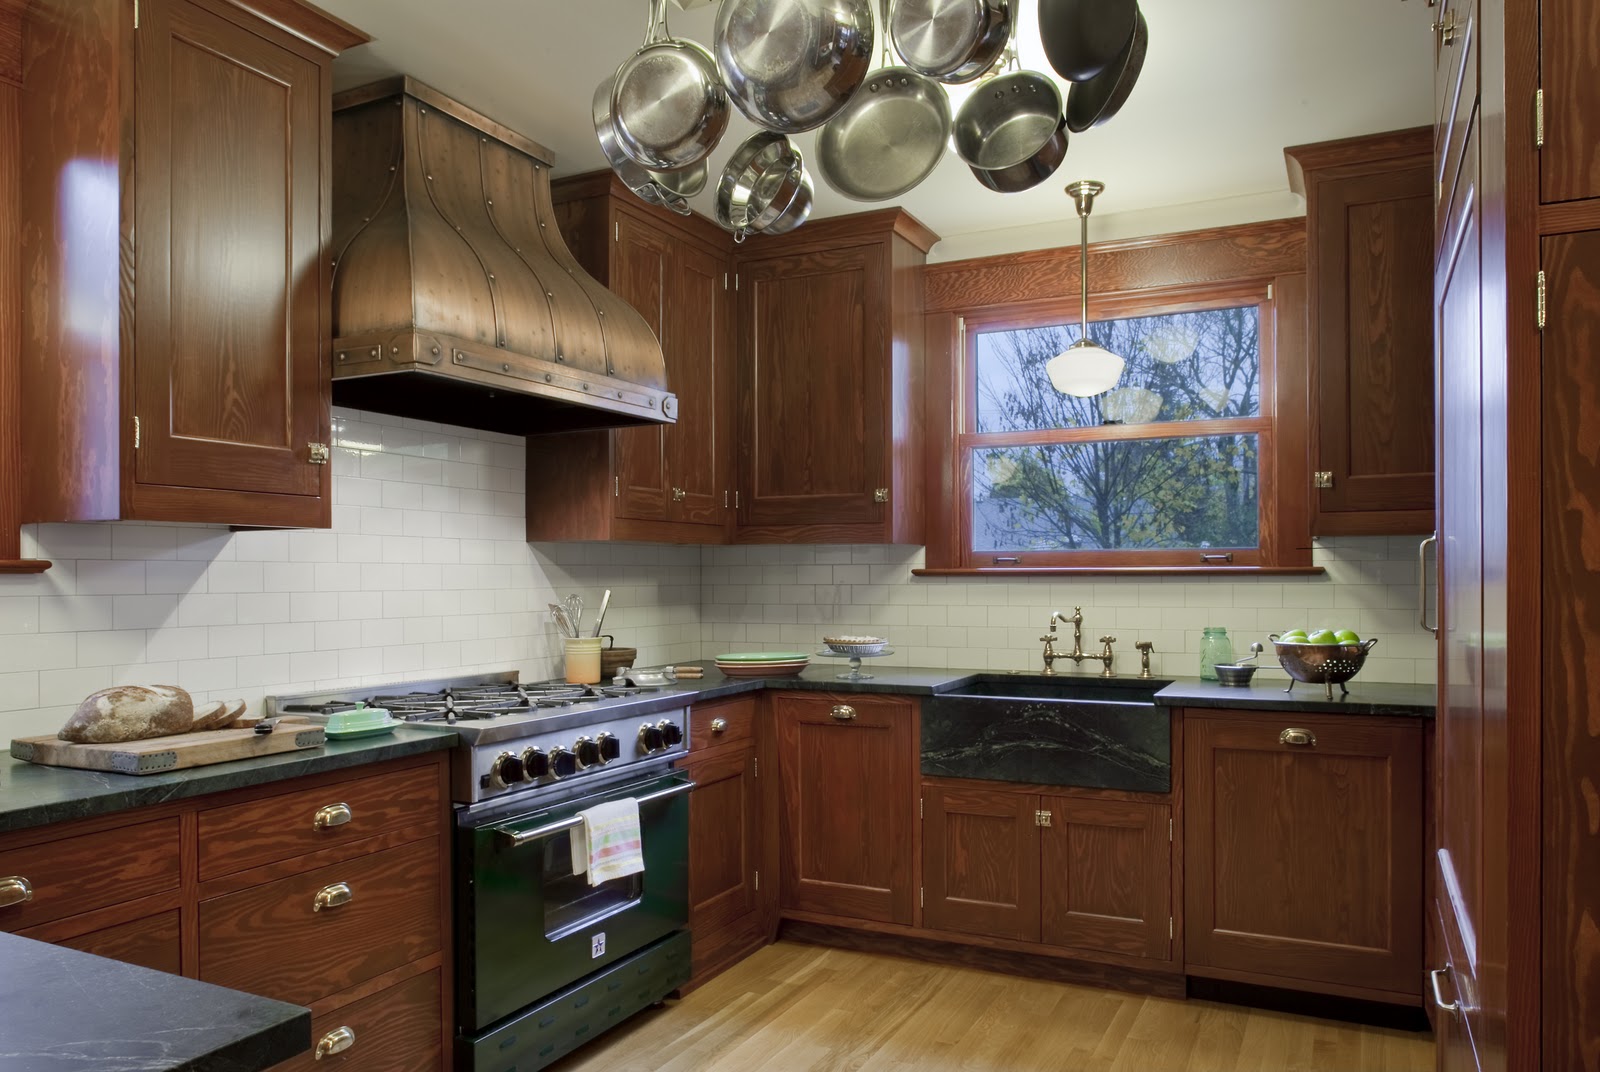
911 566 1326 578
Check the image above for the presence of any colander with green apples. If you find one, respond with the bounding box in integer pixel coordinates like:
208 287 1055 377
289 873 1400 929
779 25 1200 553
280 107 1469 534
1268 628 1381 700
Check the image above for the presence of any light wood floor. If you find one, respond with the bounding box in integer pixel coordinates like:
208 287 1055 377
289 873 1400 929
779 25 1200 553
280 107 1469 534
551 942 1435 1072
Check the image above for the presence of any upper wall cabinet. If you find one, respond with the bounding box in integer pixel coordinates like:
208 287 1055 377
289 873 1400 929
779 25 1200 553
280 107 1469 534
1287 128 1436 536
732 210 937 544
18 0 365 528
1540 0 1600 204
534 173 734 544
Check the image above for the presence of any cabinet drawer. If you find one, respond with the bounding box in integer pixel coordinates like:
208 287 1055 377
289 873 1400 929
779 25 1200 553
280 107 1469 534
0 819 181 931
268 968 442 1072
690 696 757 752
53 909 183 975
198 765 441 880
199 837 441 1006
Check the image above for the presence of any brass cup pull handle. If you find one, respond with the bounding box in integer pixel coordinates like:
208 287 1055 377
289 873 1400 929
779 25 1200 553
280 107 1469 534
0 876 34 908
829 705 857 721
1279 728 1317 747
314 1026 356 1060
313 882 353 912
710 718 728 734
1430 968 1459 1013
313 803 352 830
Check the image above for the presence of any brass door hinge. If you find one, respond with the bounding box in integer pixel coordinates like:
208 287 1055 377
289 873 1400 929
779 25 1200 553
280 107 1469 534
1169 818 1174 842
1535 88 1545 148
1169 917 1174 940
754 870 760 892
753 757 758 778
1266 283 1274 300
919 797 924 819
614 221 619 243
133 0 139 28
1537 270 1547 330
919 887 925 908
614 476 620 497
1035 810 1052 828
1314 471 1334 489
132 415 141 449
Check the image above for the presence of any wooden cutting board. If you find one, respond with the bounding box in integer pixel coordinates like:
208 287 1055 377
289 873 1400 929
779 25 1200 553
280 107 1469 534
9 722 325 775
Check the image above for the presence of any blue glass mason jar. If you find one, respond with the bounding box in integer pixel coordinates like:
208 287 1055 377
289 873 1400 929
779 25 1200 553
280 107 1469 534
1199 627 1234 681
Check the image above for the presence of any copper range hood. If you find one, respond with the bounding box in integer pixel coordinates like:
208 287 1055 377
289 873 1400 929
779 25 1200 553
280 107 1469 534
329 78 676 435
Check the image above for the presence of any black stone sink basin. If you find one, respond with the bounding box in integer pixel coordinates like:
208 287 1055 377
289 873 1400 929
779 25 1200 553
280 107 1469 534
923 676 1174 793
950 674 1173 705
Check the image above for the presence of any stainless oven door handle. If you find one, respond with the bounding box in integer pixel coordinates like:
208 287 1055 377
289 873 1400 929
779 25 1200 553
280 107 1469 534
495 780 697 848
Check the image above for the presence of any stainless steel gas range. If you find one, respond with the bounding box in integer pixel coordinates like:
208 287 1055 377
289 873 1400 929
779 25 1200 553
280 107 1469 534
267 673 696 1072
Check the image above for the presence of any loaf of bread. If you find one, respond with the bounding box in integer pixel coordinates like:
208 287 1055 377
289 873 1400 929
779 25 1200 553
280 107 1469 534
58 685 195 744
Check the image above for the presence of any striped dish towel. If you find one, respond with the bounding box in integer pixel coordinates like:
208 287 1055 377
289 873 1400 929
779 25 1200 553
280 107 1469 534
570 798 644 886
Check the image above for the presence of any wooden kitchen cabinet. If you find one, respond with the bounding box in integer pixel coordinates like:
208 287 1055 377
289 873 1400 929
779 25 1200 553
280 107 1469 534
732 211 937 543
1539 0 1600 204
0 752 452 1069
537 173 735 543
1183 710 1424 1001
773 692 917 924
921 785 1171 961
681 731 764 983
1286 128 1436 536
18 0 363 528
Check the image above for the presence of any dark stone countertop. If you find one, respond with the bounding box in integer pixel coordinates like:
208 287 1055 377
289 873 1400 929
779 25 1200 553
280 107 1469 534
1151 678 1437 717
0 725 457 836
0 933 309 1072
0 665 1433 836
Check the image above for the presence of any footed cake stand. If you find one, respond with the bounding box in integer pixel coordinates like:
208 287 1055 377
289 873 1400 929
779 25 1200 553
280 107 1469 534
813 648 895 682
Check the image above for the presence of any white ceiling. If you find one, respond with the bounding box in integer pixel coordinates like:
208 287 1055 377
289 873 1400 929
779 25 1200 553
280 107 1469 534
317 0 1435 257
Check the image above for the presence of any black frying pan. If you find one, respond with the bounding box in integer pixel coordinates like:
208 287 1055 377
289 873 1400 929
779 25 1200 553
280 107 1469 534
1065 7 1147 134
1038 0 1138 83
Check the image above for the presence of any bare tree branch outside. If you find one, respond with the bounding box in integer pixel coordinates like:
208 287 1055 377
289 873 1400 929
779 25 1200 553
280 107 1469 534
972 306 1262 553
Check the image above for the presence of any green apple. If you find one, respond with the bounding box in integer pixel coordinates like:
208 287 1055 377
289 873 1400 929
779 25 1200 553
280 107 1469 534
1306 629 1339 645
1279 629 1308 641
1334 628 1362 644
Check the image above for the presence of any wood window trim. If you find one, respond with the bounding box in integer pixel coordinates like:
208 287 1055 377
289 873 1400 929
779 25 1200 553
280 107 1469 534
920 259 1315 576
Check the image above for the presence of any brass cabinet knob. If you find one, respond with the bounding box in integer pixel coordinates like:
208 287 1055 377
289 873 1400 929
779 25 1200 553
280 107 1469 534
671 487 687 501
0 876 33 908
313 803 352 830
829 705 857 721
313 882 353 912
314 1026 356 1060
710 718 728 734
1279 728 1317 747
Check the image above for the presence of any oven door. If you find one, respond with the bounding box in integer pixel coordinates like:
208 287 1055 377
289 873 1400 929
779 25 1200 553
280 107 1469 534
458 768 691 1031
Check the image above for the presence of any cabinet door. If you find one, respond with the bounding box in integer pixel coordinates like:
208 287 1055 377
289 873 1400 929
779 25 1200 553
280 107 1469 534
737 245 888 531
1039 797 1171 961
773 693 915 924
668 240 730 526
684 744 761 976
268 967 442 1072
609 212 674 522
1184 713 1424 997
1312 162 1436 532
1539 0 1600 203
922 785 1039 942
133 0 326 499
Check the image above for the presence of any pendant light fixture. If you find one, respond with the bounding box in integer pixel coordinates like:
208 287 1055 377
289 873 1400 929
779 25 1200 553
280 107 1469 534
1046 180 1125 397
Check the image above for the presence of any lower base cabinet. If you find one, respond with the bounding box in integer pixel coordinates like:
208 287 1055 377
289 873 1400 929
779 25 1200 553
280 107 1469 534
922 784 1173 962
56 909 184 975
682 728 764 982
269 967 444 1071
1183 710 1424 1000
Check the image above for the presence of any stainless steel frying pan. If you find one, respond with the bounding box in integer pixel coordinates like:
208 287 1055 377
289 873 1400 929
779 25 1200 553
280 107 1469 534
611 0 730 170
817 0 952 202
593 75 704 215
889 0 1011 84
953 63 1069 193
714 0 876 134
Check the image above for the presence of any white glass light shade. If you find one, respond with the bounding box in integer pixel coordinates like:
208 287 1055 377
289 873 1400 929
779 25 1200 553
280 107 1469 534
1046 340 1125 398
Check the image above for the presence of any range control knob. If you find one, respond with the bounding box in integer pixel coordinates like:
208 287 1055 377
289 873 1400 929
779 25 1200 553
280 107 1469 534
596 732 621 763
574 735 601 769
521 747 549 779
638 723 665 753
548 746 577 779
490 751 526 788
657 719 683 747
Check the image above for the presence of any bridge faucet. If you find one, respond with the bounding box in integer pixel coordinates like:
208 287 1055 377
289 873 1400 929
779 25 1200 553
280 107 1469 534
1041 608 1087 675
